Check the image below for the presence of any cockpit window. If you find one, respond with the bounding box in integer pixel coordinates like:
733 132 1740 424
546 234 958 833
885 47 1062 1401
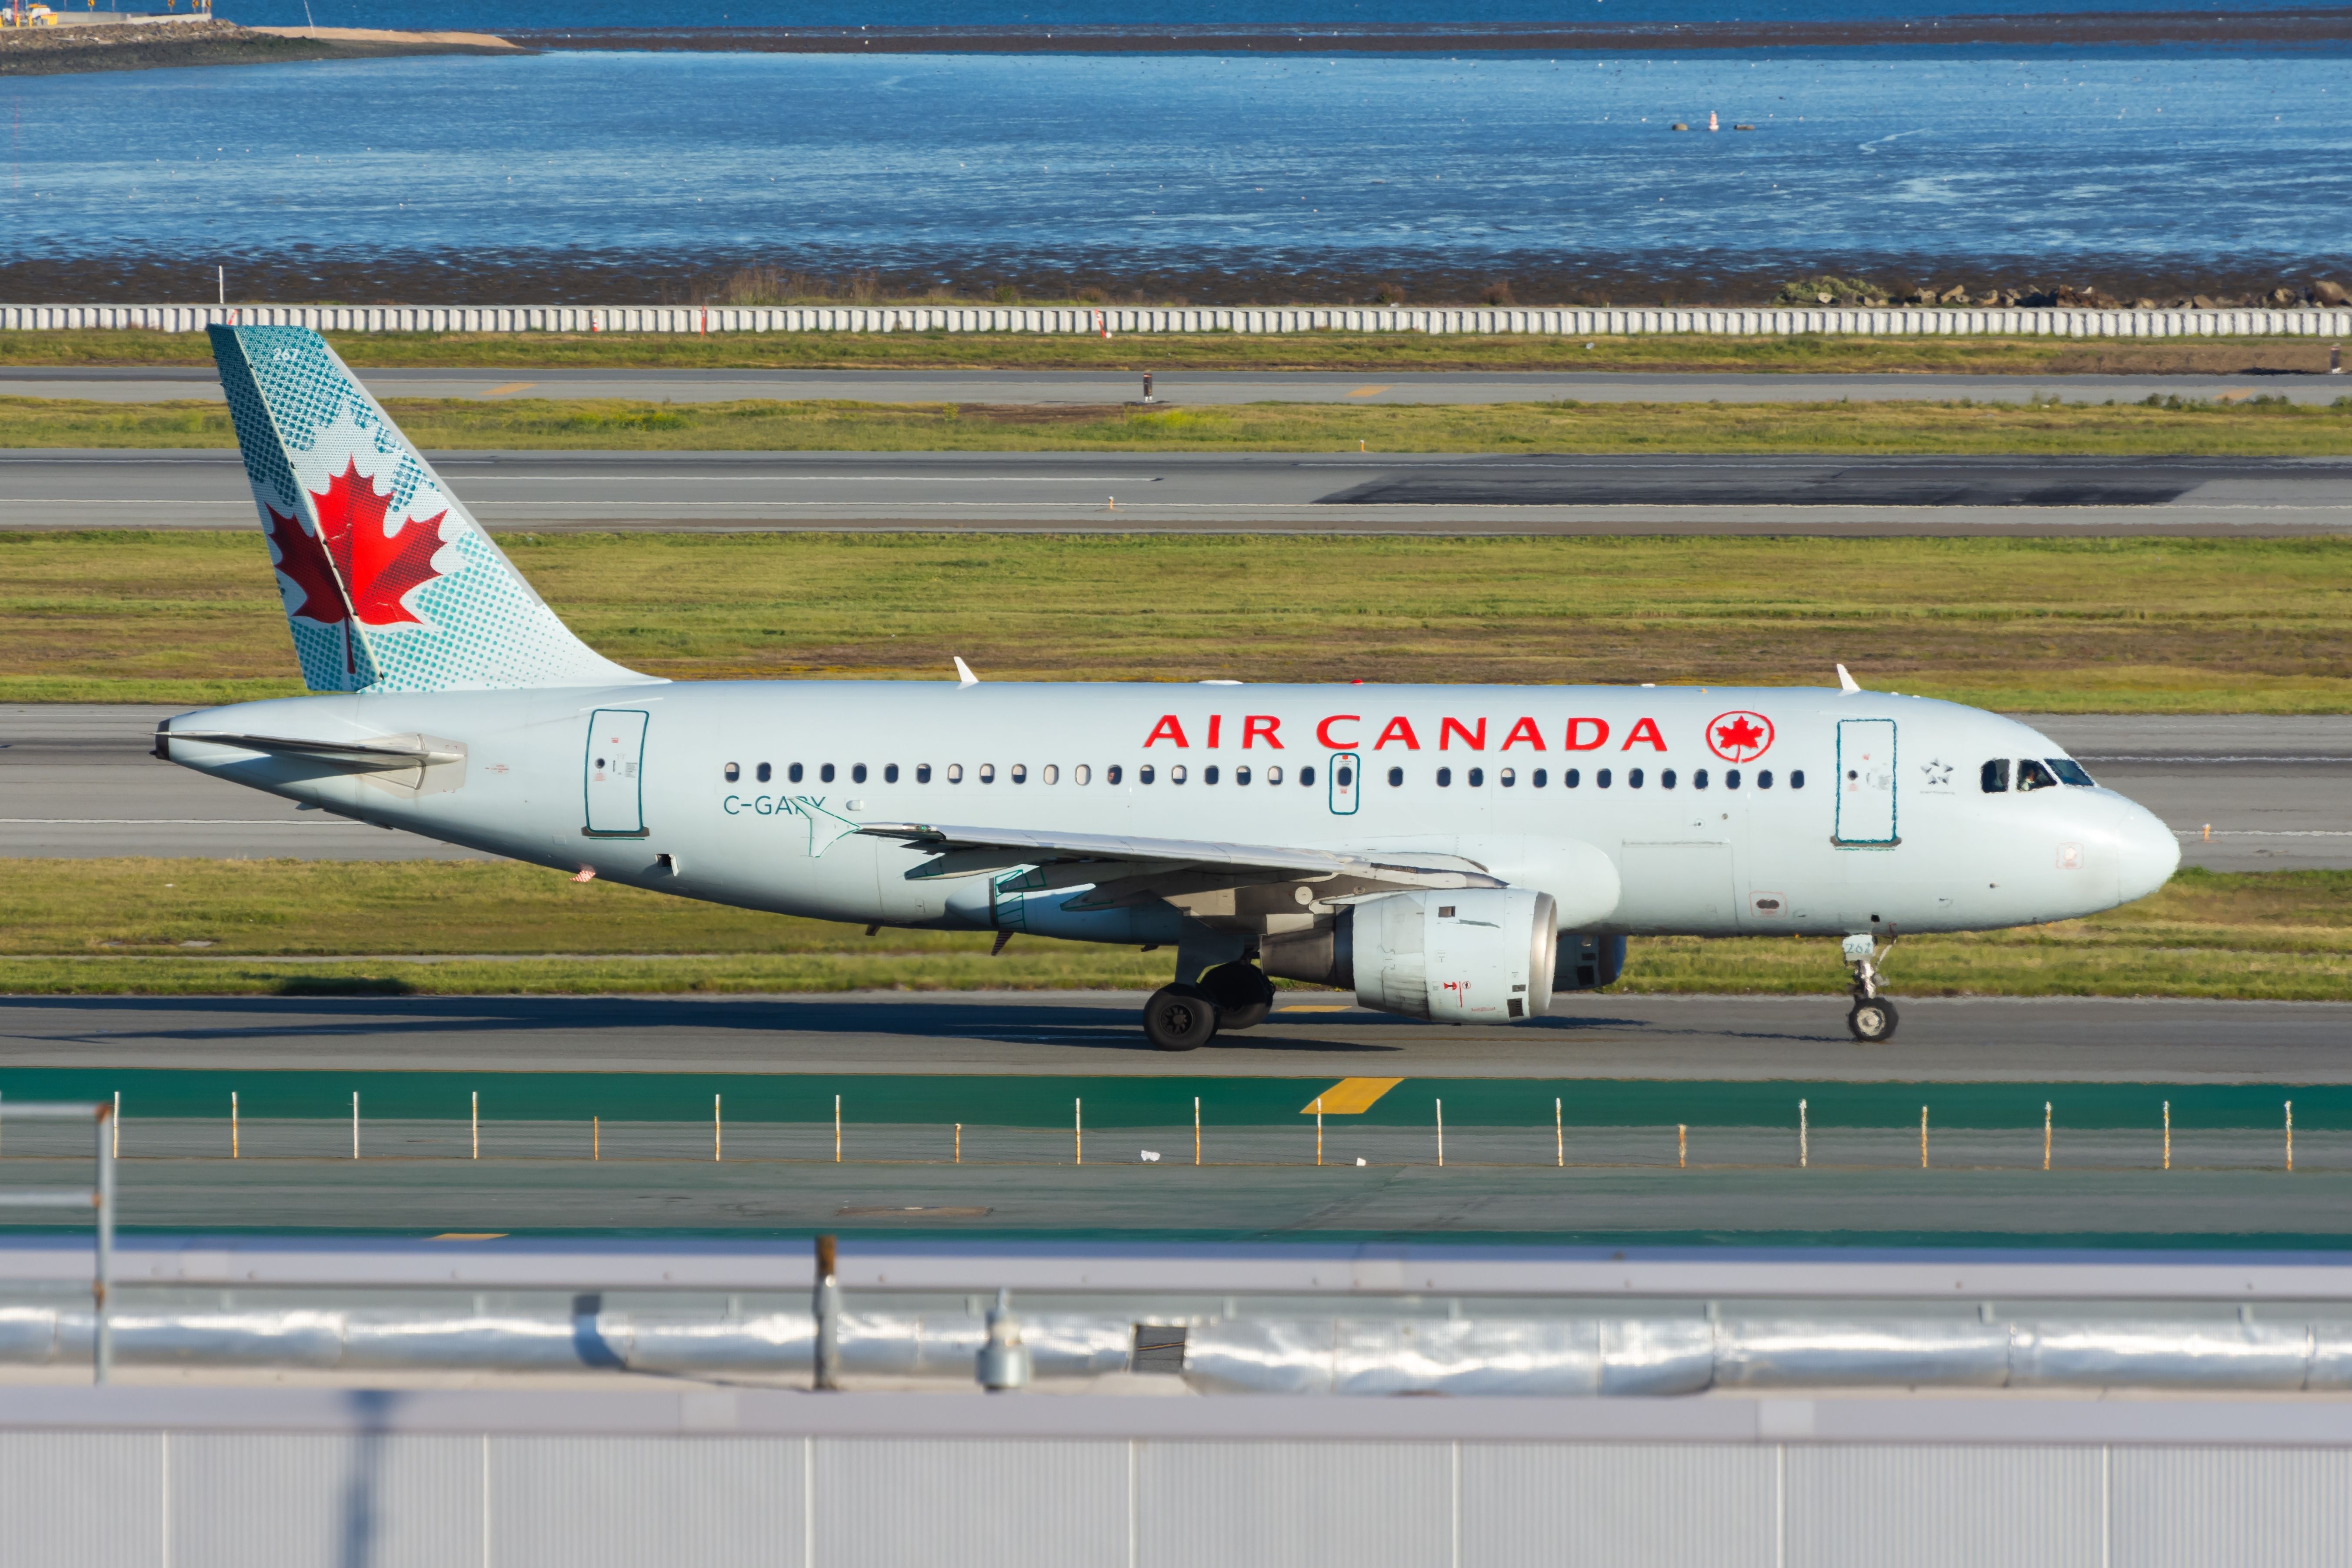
2016 758 2060 792
1981 759 2010 793
2047 757 2096 788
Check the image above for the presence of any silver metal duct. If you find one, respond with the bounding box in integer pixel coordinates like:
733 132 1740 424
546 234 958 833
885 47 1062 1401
7 1303 2352 1393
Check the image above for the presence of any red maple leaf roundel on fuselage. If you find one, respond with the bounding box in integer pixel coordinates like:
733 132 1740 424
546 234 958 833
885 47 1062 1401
1707 710 1775 763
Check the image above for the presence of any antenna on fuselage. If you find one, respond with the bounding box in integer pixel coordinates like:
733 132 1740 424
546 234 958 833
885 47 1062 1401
953 656 980 687
1835 663 1862 694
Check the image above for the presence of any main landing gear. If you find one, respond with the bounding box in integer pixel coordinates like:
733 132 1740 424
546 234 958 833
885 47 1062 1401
1143 960 1276 1051
1842 932 1900 1043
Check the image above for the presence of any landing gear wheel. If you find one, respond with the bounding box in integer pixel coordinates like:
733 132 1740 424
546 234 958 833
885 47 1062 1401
1847 998 1900 1043
1198 962 1276 1031
1143 984 1219 1052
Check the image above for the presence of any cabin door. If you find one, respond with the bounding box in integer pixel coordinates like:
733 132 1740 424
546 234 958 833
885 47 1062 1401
583 708 650 837
1834 718 1898 846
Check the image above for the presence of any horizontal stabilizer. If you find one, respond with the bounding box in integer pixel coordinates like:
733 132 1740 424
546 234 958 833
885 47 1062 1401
158 728 463 771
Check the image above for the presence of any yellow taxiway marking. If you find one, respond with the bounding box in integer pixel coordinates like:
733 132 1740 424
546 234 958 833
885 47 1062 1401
481 382 537 396
1346 384 1391 397
430 1233 508 1241
1300 1076 1405 1115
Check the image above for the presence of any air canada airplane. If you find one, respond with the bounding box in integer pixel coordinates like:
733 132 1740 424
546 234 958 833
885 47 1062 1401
159 326 2180 1049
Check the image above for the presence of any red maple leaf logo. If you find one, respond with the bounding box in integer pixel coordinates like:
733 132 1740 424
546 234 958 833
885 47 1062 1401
310 458 447 626
265 503 349 626
1706 710 1775 762
265 460 448 629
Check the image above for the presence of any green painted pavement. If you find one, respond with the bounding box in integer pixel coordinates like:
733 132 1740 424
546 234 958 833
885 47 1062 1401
0 1069 2337 1130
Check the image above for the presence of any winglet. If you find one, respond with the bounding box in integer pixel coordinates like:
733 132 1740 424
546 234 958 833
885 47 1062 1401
1836 663 1862 694
953 656 979 687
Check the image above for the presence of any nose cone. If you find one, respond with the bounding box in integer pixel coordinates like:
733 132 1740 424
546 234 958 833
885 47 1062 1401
2113 797 2181 905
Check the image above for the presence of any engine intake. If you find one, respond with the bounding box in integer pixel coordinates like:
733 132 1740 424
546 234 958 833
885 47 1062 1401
1263 888 1557 1024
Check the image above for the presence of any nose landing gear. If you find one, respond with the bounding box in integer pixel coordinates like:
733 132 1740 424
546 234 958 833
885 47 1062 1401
1842 932 1900 1042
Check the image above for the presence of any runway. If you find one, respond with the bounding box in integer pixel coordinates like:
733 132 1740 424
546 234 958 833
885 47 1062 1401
7 706 2343 869
1 993 2348 1245
8 449 2352 535
13 365 2352 408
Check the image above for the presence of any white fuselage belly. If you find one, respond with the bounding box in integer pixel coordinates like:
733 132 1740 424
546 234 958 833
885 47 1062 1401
165 680 2179 941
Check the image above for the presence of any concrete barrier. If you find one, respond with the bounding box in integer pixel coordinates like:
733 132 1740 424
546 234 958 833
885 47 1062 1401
6 302 2352 339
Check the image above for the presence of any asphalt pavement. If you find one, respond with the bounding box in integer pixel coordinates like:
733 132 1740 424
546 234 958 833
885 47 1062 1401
5 706 2339 869
14 364 2352 406
9 449 2352 534
5 990 2348 1080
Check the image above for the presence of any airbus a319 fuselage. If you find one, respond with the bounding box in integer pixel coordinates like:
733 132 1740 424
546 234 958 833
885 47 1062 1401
156 326 2181 1049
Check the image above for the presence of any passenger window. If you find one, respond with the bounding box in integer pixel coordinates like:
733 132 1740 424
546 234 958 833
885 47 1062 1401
1661 769 1676 790
915 764 931 784
1139 765 1153 784
2047 757 2096 787
1235 766 1251 785
1694 768 1709 790
724 762 741 783
1073 764 1090 785
1010 764 1027 784
1173 765 1189 784
1266 765 1283 785
1387 766 1404 787
1532 768 1547 788
1436 767 1453 787
1043 764 1059 784
1981 759 2010 793
1204 765 1220 785
1296 766 1311 786
1791 770 1806 789
1467 767 1484 787
1758 769 1773 789
2016 759 2059 792
1597 769 1612 789
754 762 770 784
1565 768 1580 788
787 762 803 784
852 763 868 784
1500 768 1516 788
884 763 899 784
980 764 997 784
820 763 836 784
946 763 963 784
1629 769 1644 789
1726 769 1741 790
1104 764 1120 784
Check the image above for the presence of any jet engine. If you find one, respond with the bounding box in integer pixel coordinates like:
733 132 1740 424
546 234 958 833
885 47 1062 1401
1262 888 1557 1023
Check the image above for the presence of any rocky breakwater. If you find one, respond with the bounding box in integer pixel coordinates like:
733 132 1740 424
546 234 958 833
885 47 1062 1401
0 17 522 74
1777 273 2351 312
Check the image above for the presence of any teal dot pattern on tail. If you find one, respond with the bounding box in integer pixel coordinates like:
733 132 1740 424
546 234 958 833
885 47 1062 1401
209 324 656 695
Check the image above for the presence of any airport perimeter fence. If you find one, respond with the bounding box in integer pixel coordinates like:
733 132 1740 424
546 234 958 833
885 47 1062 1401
8 301 2352 340
0 1092 2329 1173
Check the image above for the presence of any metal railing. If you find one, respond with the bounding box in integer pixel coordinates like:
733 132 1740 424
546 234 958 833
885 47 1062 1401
0 1099 113 1382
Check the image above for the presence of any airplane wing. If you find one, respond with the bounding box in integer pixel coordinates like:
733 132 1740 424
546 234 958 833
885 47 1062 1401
857 822 1504 909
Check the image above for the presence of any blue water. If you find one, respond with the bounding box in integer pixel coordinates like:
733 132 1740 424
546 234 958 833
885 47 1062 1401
163 0 2352 35
11 48 2349 279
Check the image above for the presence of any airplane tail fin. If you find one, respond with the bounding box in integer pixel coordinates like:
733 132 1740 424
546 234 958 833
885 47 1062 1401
208 324 656 694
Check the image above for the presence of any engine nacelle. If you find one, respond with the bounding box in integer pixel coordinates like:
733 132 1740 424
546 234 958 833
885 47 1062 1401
1263 888 1557 1024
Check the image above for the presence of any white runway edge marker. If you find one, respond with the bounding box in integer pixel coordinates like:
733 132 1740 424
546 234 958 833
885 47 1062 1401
1140 1150 1160 1162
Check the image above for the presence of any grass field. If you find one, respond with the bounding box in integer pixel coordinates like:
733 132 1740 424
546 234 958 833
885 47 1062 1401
4 530 2350 711
4 329 2341 376
11 392 2352 456
2 860 2338 1000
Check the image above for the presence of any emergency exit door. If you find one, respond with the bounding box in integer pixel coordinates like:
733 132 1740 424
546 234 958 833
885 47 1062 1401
583 709 650 837
1327 752 1360 815
1834 718 1898 845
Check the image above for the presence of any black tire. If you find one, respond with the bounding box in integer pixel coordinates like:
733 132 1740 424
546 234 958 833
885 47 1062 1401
1199 962 1276 1031
1143 984 1219 1051
1847 998 1899 1043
